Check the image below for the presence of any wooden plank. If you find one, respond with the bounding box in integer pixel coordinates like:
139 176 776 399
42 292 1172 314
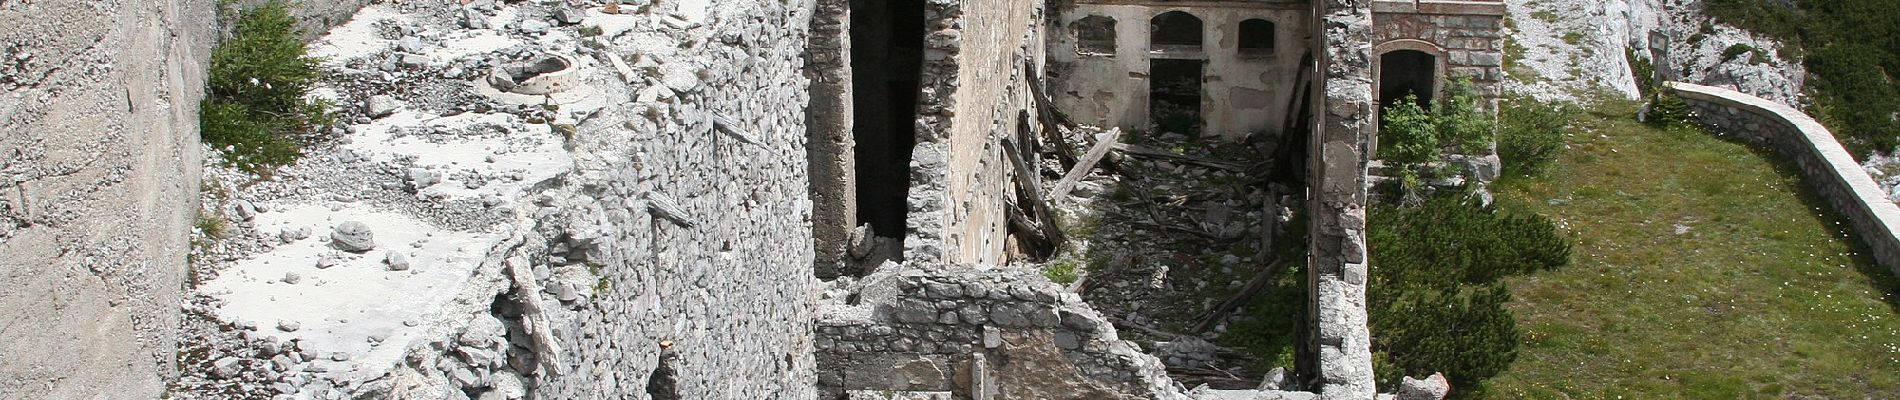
1002 138 1066 249
1048 128 1121 204
1113 143 1248 172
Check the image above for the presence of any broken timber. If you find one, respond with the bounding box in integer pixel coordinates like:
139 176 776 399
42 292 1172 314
644 191 696 228
1190 258 1288 333
1002 138 1065 255
1048 128 1120 205
1112 144 1247 172
708 113 763 147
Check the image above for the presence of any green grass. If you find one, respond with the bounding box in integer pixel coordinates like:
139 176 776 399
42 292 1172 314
1479 99 1900 398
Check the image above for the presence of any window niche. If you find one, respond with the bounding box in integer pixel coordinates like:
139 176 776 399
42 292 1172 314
1075 15 1117 55
1239 19 1275 56
1150 11 1203 53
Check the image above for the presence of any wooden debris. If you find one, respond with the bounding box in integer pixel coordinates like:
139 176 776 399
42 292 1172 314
708 113 763 146
1113 143 1248 172
1001 138 1065 255
1190 259 1288 333
645 191 696 228
1049 128 1121 204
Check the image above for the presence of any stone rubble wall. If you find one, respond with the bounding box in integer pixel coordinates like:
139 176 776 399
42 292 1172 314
815 263 1189 400
905 0 1044 266
0 0 214 397
1305 0 1378 397
807 0 856 278
519 0 824 398
1371 1 1506 101
1670 82 1900 276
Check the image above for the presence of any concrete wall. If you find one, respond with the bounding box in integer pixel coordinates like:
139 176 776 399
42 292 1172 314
905 0 1045 266
1048 0 1311 141
1370 0 1507 104
0 0 214 397
1670 82 1900 277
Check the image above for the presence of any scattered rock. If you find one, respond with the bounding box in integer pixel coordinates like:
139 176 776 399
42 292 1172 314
366 95 403 118
284 272 302 285
386 251 411 271
280 226 312 243
316 254 340 269
212 357 243 379
234 200 258 221
398 36 425 53
331 221 376 252
519 19 552 34
462 9 490 29
553 8 585 25
1398 373 1451 400
277 320 302 332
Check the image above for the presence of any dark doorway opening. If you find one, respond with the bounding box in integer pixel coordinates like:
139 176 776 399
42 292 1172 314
1378 50 1436 109
848 0 924 241
1150 59 1204 136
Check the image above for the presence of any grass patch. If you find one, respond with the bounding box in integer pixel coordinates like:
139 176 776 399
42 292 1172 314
203 1 330 173
1479 98 1900 397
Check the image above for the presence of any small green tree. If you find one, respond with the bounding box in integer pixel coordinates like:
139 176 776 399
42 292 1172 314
1381 94 1438 190
202 1 329 173
1434 76 1497 154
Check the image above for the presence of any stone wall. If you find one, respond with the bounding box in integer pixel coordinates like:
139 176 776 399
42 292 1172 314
808 0 857 278
1048 0 1313 140
905 0 1045 266
0 0 214 397
816 263 1187 400
1669 82 1900 277
1303 0 1378 397
1370 0 1506 102
518 0 823 398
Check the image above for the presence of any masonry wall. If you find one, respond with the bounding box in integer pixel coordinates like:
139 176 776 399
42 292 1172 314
1304 0 1378 396
1370 0 1507 102
1670 82 1900 277
808 0 857 278
905 0 1046 266
0 0 214 397
1048 0 1312 141
522 0 823 397
815 263 1186 400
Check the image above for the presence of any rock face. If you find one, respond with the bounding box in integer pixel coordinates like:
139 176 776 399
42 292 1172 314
0 0 215 397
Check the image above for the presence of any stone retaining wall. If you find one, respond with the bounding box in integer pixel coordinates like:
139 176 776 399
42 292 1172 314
1669 81 1900 276
816 263 1186 400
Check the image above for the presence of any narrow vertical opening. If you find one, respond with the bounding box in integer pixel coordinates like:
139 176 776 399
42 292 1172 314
848 0 924 254
1378 50 1437 109
1150 59 1204 136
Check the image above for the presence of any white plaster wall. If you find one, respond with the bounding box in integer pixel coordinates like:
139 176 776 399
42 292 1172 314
1049 2 1310 141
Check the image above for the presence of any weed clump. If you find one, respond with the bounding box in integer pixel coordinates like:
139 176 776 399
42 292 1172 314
202 2 330 173
1497 96 1572 177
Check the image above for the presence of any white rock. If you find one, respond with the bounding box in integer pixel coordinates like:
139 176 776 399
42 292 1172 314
386 251 411 271
331 221 376 252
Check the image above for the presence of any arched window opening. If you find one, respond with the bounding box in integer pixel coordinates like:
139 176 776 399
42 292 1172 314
1239 19 1275 55
1150 11 1203 51
1075 15 1117 55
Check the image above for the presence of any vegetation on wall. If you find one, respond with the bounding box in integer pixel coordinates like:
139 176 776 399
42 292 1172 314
202 1 330 173
1704 0 1900 156
1379 75 1497 192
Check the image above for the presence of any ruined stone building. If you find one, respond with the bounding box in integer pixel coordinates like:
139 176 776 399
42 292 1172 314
0 0 1498 398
